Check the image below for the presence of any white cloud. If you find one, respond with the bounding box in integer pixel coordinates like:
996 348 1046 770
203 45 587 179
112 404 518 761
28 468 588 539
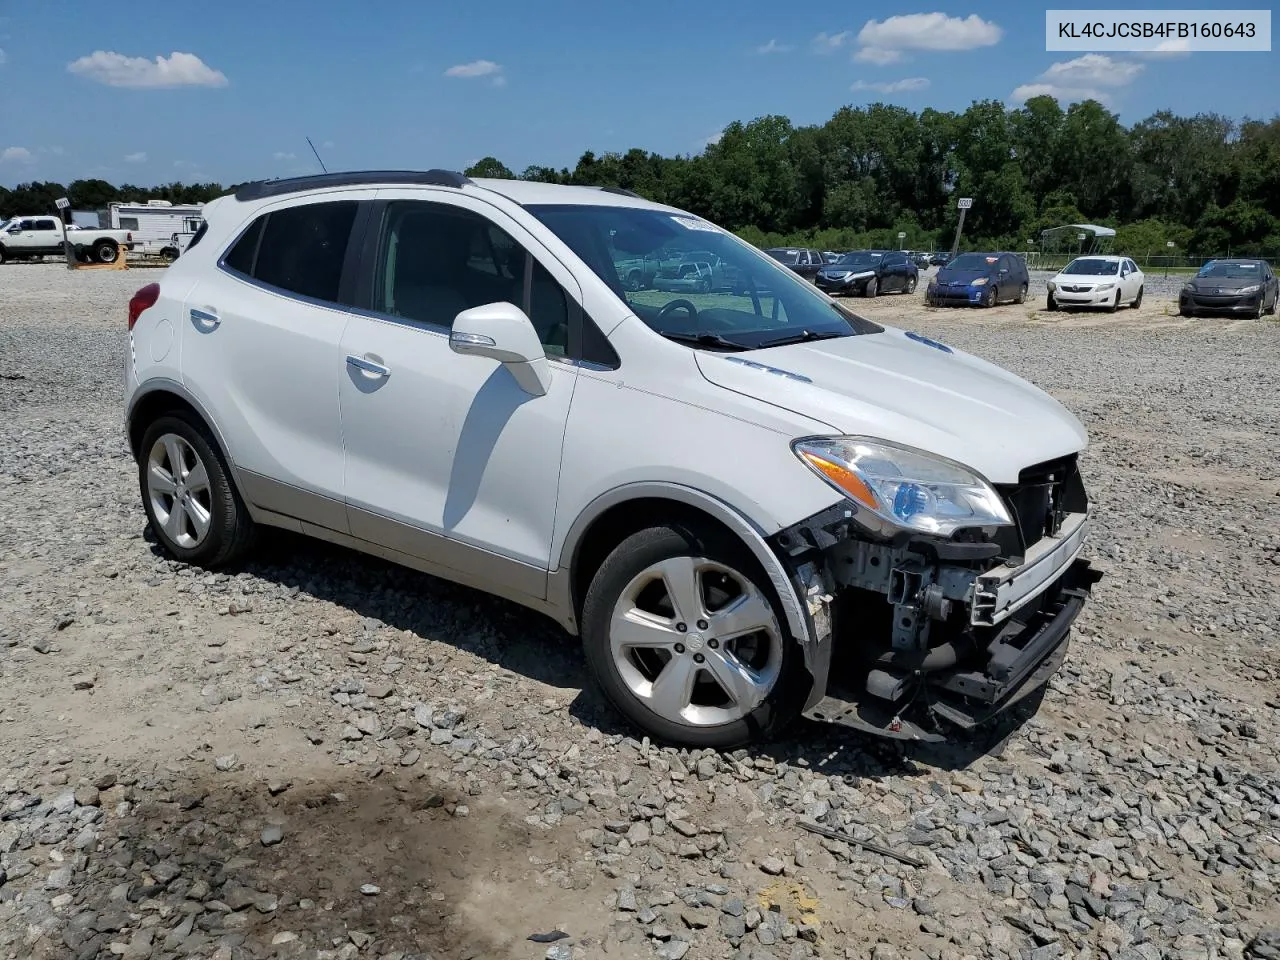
0 48 7 65
701 128 725 148
755 39 793 54
1010 54 1143 105
273 151 297 160
811 31 851 53
854 13 1002 64
1137 38 1192 59
444 59 504 86
1 146 32 163
66 50 228 88
851 77 930 94
123 151 147 163
854 47 904 65
1041 53 1142 87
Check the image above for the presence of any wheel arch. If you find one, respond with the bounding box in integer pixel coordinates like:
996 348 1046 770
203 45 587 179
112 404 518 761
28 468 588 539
554 483 814 653
126 381 249 501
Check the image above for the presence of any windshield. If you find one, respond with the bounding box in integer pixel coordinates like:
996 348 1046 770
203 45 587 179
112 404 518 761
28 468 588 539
836 252 882 267
1197 260 1261 279
526 205 882 349
946 253 998 271
1063 258 1119 276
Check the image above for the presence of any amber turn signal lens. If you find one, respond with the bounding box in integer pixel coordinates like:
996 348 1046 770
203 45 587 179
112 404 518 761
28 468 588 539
799 451 879 508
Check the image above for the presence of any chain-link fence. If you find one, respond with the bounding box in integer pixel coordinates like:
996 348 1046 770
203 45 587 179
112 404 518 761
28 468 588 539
1023 252 1278 273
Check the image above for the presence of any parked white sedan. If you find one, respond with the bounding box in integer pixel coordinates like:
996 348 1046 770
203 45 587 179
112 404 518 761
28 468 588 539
1046 255 1144 312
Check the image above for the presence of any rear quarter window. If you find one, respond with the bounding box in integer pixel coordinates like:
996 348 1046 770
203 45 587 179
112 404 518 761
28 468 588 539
220 201 358 304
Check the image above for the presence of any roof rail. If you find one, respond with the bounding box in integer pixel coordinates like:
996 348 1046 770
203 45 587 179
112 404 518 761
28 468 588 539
595 185 642 199
233 169 473 202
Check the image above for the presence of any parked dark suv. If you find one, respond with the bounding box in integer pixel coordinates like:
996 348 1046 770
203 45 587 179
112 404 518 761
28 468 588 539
927 252 1029 307
764 247 824 280
815 249 918 297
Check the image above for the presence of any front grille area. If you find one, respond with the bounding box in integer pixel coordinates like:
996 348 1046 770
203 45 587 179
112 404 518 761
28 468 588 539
991 454 1087 563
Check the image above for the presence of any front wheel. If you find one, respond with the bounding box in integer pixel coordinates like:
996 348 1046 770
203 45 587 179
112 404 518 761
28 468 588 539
982 286 996 308
1108 291 1120 313
138 413 257 568
864 278 879 298
1046 294 1058 311
581 524 808 749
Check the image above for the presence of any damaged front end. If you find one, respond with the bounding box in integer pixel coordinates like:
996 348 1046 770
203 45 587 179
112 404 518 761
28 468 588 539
775 449 1102 743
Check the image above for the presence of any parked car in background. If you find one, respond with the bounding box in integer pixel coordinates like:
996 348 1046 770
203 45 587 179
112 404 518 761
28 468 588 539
927 252 1029 307
0 215 133 264
1178 259 1279 318
929 252 952 266
123 168 1098 749
911 252 932 269
821 251 843 264
765 247 824 280
1046 256 1144 312
816 249 918 297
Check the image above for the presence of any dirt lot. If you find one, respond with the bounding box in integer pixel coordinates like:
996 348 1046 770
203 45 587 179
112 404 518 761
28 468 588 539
1 263 1277 960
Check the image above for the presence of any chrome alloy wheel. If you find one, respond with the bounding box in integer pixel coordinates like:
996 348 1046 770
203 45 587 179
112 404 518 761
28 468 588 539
146 433 213 548
608 556 782 726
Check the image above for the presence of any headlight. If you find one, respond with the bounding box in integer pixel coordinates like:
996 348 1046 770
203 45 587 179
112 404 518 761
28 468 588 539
792 437 1013 536
1182 283 1195 293
1096 282 1115 291
1237 284 1260 295
970 277 988 286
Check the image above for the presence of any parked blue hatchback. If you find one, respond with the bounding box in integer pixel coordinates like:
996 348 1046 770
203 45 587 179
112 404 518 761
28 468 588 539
926 252 1030 307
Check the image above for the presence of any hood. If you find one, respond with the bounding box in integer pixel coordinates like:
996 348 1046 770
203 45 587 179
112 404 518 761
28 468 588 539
693 327 1087 484
820 265 875 278
1053 271 1117 285
1188 275 1258 291
935 267 991 284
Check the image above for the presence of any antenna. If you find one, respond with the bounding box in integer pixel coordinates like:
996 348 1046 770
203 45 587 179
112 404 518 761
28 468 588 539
305 137 329 174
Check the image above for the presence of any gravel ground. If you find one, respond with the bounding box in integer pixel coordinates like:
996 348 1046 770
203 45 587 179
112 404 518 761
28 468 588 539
1 262 1278 960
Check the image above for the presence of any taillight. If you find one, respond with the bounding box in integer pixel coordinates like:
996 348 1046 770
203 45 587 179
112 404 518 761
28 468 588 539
128 283 160 331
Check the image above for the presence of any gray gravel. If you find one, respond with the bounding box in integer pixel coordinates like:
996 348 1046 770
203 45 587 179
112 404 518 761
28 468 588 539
1 263 1277 960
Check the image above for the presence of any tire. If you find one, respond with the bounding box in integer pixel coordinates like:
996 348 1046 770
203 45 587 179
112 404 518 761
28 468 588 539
1046 294 1058 311
1108 291 1120 313
138 413 257 568
1267 293 1277 316
904 275 917 294
0 245 6 265
1179 306 1194 317
1015 283 1027 304
581 523 808 749
1131 285 1143 309
982 286 996 308
93 239 119 264
160 247 180 264
864 278 878 298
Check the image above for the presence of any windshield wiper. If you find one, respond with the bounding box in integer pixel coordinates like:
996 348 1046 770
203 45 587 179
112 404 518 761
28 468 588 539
755 329 845 349
657 330 751 351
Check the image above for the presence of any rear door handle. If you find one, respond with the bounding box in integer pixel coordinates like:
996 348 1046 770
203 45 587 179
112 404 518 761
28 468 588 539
190 308 220 330
346 354 391 378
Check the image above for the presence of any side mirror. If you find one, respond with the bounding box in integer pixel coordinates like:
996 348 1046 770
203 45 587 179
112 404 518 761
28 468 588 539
449 301 552 397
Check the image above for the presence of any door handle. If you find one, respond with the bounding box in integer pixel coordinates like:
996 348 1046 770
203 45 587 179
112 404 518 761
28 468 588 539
190 308 220 330
346 354 391 378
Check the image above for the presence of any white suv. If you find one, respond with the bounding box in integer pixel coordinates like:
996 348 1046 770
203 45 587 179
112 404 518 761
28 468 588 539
124 170 1100 749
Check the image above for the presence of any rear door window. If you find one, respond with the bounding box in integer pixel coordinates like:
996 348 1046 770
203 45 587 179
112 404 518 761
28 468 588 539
221 201 358 304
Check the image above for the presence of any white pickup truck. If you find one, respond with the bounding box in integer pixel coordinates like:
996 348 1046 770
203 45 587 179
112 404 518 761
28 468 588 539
0 215 134 264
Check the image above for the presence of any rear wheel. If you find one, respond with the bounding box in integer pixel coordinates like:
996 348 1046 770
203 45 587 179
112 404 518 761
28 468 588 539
93 239 119 264
904 275 917 294
160 247 180 264
1015 283 1028 304
581 524 808 749
1132 285 1143 309
138 413 256 568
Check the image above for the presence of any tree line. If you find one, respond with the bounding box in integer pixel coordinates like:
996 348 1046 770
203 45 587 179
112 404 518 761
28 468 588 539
4 96 1277 257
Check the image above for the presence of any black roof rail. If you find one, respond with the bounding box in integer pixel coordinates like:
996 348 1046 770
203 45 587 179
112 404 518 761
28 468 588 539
595 185 642 199
234 169 473 202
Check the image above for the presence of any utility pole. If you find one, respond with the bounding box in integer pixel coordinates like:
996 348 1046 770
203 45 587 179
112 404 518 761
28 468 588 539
56 197 74 270
951 198 972 256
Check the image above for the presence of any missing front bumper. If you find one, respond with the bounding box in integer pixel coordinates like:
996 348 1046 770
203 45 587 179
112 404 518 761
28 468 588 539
802 557 1101 743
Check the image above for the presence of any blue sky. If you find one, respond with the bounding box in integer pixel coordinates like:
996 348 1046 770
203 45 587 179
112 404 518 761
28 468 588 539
0 0 1275 188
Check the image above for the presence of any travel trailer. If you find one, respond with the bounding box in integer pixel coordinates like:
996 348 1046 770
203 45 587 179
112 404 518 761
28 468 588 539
105 200 205 262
